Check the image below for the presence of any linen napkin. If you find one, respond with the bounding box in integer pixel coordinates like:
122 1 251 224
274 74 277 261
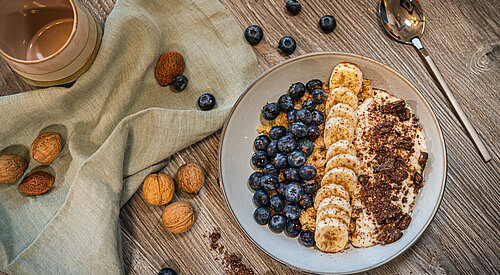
0 0 259 273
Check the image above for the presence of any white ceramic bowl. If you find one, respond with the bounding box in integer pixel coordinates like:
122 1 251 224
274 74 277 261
218 52 446 274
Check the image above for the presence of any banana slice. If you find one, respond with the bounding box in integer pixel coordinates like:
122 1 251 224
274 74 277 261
315 218 349 253
325 87 358 111
324 117 355 148
326 140 357 162
321 167 358 193
329 62 363 95
327 103 357 127
325 154 361 176
317 195 351 214
314 184 350 209
316 207 351 227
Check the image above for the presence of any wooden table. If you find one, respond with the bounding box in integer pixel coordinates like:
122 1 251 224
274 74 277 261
1 0 499 274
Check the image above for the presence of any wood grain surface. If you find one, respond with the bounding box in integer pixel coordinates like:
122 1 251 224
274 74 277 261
1 0 499 274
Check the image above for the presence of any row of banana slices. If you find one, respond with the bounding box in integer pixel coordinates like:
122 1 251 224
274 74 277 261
314 62 364 253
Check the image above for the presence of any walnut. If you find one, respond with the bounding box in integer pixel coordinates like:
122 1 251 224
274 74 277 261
161 201 197 234
142 173 175 206
176 162 205 194
31 132 63 164
0 154 27 184
19 170 54 195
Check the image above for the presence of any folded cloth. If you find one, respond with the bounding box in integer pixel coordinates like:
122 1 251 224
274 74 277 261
0 0 259 273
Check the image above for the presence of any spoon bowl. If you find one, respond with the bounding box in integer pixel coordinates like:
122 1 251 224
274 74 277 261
379 0 425 44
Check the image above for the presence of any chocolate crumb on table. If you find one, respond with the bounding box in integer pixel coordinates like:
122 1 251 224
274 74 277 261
207 231 254 275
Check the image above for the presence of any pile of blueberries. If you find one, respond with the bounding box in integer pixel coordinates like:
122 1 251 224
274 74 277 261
244 0 337 55
249 79 327 247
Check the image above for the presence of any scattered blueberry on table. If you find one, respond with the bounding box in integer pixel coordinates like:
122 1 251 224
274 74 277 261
278 36 297 55
319 15 337 34
244 25 264 45
172 75 188 91
158 268 177 275
198 93 216 110
286 0 302 15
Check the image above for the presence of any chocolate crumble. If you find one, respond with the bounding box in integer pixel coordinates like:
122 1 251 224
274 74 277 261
207 231 254 275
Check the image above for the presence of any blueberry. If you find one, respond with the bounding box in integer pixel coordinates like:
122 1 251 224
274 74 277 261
269 214 287 232
158 268 177 275
270 195 285 212
251 151 269 168
254 207 272 225
278 94 295 112
311 110 325 126
299 165 317 180
302 179 319 194
198 93 216 110
262 163 279 177
269 125 287 140
278 36 297 55
274 153 288 170
248 171 263 191
299 194 313 209
172 75 188 91
277 181 287 196
287 109 298 123
302 100 316 111
283 167 300 182
299 230 315 246
311 89 326 104
297 139 314 156
277 135 297 154
266 140 279 158
262 102 280 120
244 25 264 45
254 135 271 151
307 125 320 140
286 0 302 15
284 183 304 202
284 204 302 219
285 219 302 237
319 15 336 34
296 109 312 124
260 174 278 191
253 190 270 207
306 79 323 93
288 82 305 100
288 150 307 168
289 122 308 139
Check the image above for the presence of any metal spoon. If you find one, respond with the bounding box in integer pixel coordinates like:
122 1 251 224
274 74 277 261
379 0 491 162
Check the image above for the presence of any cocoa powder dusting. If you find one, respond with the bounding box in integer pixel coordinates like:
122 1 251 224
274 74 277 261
207 231 254 275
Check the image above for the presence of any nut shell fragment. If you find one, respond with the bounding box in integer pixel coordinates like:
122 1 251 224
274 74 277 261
31 132 63 164
142 173 175 206
0 154 27 184
161 201 197 234
19 170 54 195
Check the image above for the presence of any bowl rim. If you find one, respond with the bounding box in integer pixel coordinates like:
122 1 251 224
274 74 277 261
217 51 447 274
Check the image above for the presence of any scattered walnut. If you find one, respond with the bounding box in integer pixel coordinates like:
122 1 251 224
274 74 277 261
142 173 175 206
0 154 27 184
19 170 54 195
31 132 63 164
176 162 205 194
162 201 197 234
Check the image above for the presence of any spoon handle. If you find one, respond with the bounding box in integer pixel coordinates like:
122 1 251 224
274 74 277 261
411 37 492 162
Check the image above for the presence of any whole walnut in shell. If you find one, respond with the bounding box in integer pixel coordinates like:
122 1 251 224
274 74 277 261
19 170 54 195
176 162 205 194
0 154 27 184
31 132 63 164
142 173 175 206
161 201 197 234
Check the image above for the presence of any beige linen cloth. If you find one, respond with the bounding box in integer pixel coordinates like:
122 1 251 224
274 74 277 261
0 0 259 273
